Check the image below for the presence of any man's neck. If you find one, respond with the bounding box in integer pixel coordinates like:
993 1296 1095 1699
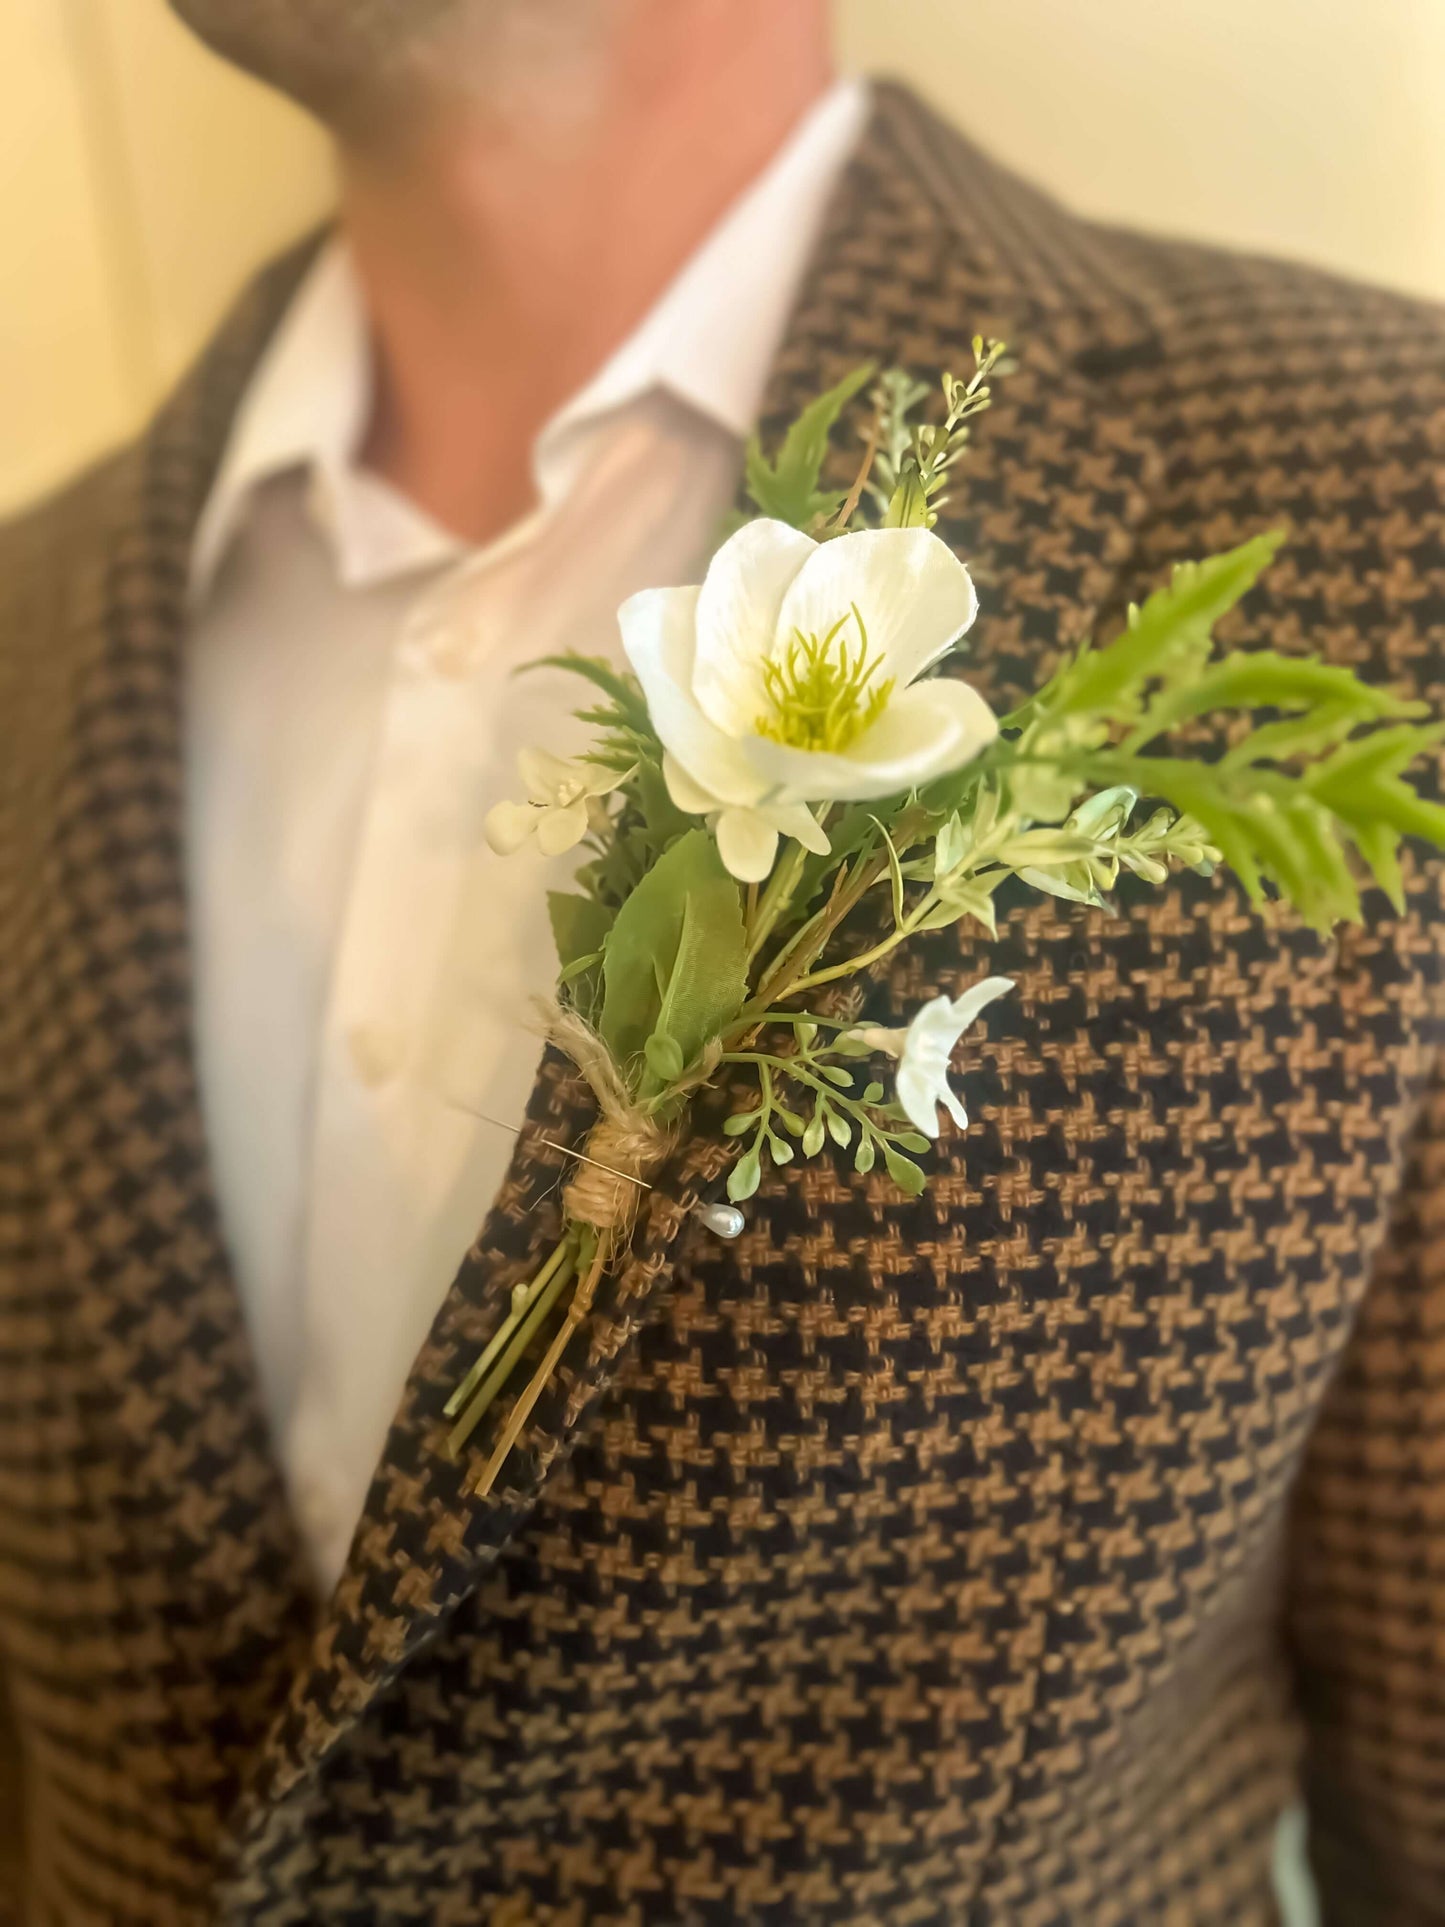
338 1 833 545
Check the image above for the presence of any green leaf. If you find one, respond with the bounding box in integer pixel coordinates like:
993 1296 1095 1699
802 1113 827 1158
1058 532 1285 720
743 363 875 529
558 950 604 985
633 757 692 851
519 653 651 731
958 883 1002 934
727 1145 762 1203
854 1136 877 1175
1069 785 1138 838
1219 702 1365 772
723 1110 760 1137
547 892 613 974
870 815 907 928
1307 722 1442 800
881 1142 927 1196
1351 820 1406 913
1018 863 1104 907
1132 651 1418 748
862 1082 886 1103
599 830 748 1095
934 812 968 878
643 1032 685 1084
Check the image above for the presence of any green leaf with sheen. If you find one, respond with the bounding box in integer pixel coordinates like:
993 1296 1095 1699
548 893 613 974
599 831 748 1096
743 363 875 530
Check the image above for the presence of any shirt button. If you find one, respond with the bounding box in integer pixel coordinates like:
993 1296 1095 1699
425 628 473 678
347 1022 404 1088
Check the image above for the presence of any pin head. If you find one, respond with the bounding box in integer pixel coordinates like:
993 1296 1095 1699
694 1201 746 1241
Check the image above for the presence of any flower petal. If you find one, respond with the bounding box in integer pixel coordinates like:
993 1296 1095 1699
692 519 817 734
484 800 538 855
662 753 721 817
715 808 779 882
516 746 575 804
773 527 978 690
743 677 997 803
583 762 633 799
761 797 832 857
536 798 591 857
619 585 768 807
895 1058 950 1139
946 975 1015 1035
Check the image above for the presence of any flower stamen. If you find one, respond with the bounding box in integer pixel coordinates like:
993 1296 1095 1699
755 605 894 753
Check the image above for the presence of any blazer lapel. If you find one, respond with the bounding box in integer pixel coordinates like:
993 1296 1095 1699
18 244 328 1810
233 83 1169 1830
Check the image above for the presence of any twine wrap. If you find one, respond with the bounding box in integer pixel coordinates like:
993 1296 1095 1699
537 999 675 1233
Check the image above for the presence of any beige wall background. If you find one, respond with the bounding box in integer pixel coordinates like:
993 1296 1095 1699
4 0 1443 518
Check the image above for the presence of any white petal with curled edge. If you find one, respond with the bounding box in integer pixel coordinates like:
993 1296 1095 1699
715 808 779 883
895 1059 953 1138
947 974 1016 1034
892 978 1014 1137
585 763 632 799
662 753 721 817
692 519 817 734
773 527 978 689
762 797 832 857
536 798 591 857
484 800 538 855
619 585 767 808
744 677 996 803
517 746 575 804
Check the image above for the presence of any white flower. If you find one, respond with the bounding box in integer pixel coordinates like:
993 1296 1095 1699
855 975 1014 1139
617 519 996 882
484 748 628 858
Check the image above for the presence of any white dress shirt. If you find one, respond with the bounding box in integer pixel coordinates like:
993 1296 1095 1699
184 79 869 1592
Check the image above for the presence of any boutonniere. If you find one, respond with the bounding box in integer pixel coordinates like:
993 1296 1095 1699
448 344 1445 1486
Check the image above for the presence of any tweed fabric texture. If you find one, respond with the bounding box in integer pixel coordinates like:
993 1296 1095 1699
3 85 1445 1926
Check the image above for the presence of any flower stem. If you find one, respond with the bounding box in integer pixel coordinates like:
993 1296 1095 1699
745 1010 856 1030
745 805 932 1015
446 1236 581 1458
443 1232 576 1420
722 1050 861 1108
784 900 936 994
472 1231 607 1496
745 840 809 964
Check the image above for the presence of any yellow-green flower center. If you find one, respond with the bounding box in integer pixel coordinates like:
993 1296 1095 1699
754 606 893 753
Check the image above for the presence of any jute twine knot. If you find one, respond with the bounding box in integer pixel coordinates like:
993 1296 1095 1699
536 997 674 1235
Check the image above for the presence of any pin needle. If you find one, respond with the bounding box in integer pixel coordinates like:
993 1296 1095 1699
445 1101 652 1192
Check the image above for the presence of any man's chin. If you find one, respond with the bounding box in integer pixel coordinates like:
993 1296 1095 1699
166 0 467 121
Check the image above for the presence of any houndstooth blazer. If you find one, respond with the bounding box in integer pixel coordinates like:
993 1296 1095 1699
3 84 1445 1927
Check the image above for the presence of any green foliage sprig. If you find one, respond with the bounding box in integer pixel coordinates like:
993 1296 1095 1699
452 353 1445 1480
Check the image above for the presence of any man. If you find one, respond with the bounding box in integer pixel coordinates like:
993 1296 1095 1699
1 0 1442 1919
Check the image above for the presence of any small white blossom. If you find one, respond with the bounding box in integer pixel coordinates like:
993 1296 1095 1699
855 975 1014 1138
484 749 628 859
618 518 996 882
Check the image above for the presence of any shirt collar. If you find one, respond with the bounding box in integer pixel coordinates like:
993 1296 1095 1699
189 76 869 603
533 76 870 487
